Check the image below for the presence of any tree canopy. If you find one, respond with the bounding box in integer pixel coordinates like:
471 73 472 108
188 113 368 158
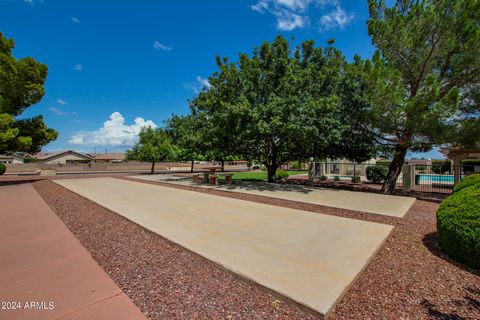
189 36 375 181
127 127 177 173
0 32 57 153
365 0 480 193
165 114 206 172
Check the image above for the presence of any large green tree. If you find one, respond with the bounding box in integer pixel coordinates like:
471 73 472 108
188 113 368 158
191 36 374 181
365 0 480 193
165 114 205 172
127 127 177 174
0 32 57 153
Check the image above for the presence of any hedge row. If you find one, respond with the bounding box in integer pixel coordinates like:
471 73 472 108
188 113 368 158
437 174 480 269
366 165 389 183
0 163 5 175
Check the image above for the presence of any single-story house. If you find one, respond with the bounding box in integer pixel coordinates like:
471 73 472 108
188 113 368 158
35 150 93 165
92 153 126 163
0 154 24 164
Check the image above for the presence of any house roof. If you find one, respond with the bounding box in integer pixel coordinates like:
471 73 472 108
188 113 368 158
93 153 126 161
0 154 24 160
35 150 93 161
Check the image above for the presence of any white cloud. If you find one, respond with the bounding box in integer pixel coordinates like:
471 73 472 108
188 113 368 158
320 6 354 31
276 0 312 11
184 76 212 94
24 0 44 5
196 76 211 89
275 9 308 30
49 107 68 116
56 99 67 105
251 0 353 32
251 0 269 12
71 17 80 23
74 64 82 71
69 112 158 147
153 41 172 51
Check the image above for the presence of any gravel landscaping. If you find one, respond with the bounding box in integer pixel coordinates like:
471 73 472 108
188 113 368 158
33 179 480 319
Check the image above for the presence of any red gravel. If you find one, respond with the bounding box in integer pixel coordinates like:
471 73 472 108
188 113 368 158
32 179 480 319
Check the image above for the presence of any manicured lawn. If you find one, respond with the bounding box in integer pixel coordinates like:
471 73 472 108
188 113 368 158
218 170 307 182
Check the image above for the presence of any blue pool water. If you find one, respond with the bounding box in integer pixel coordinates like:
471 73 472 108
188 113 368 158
416 174 458 184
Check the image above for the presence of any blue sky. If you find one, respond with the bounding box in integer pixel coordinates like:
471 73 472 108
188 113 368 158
0 0 442 159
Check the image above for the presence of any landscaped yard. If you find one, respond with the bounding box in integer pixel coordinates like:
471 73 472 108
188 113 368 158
218 170 307 181
27 177 480 319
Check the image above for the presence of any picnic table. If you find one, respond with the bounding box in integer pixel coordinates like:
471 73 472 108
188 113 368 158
204 167 221 174
193 167 234 185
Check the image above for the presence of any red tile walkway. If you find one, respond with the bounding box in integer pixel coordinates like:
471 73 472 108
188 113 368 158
0 182 146 320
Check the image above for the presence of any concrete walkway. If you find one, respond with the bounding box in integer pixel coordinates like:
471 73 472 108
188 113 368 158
55 177 393 315
0 182 145 320
132 174 415 218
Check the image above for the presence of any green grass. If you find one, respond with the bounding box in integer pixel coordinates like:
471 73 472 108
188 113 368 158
217 170 307 181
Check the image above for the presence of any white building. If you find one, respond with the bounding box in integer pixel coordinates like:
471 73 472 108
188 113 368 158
0 154 24 164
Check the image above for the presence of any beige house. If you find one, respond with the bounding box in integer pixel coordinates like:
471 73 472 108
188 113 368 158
35 151 93 165
0 154 24 164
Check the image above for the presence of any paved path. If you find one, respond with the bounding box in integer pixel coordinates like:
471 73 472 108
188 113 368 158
0 182 145 320
132 174 415 218
55 177 393 315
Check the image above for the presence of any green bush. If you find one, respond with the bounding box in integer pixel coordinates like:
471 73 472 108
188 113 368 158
291 160 302 170
454 174 480 193
432 160 451 174
320 175 328 181
351 176 361 183
437 183 480 269
366 165 389 183
462 159 480 166
274 170 289 180
415 165 427 172
0 163 5 175
376 160 391 166
462 159 480 173
333 176 340 181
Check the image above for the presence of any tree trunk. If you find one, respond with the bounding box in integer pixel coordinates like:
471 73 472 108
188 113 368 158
221 160 225 172
150 161 156 174
382 145 408 194
266 140 278 182
267 164 278 182
190 160 194 173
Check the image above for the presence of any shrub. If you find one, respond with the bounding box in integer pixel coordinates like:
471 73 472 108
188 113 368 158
454 174 480 193
432 160 451 174
333 176 340 181
319 175 328 181
366 165 389 183
351 176 361 183
376 160 391 166
274 170 289 180
415 165 427 172
291 160 302 170
437 183 480 269
0 163 5 175
462 159 480 173
462 159 480 166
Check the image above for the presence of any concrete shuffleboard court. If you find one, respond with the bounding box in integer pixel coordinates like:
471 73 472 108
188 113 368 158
55 177 393 315
132 175 415 218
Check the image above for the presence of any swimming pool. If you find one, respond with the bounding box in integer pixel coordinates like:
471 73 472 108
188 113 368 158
416 174 460 184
